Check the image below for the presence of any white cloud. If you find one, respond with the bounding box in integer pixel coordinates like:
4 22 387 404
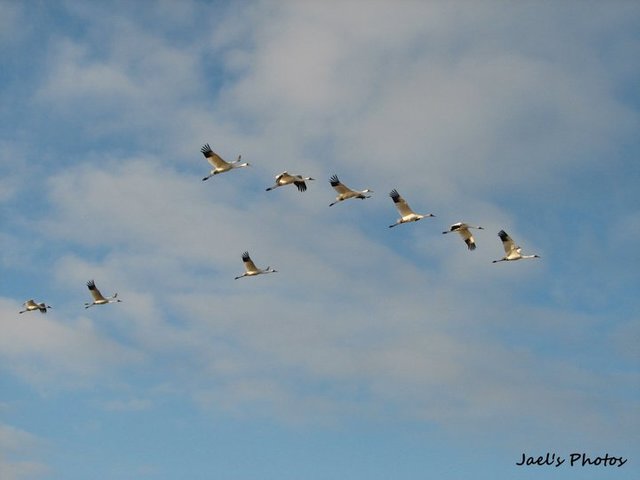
38 39 138 101
0 424 48 480
0 298 144 389
34 14 205 150
210 0 639 212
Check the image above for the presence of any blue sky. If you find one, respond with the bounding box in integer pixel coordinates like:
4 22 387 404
1 1 639 479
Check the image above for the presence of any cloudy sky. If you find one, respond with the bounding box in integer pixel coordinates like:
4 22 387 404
1 1 639 479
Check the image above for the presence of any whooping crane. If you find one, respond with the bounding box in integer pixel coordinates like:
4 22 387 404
85 280 122 308
442 222 484 250
329 175 373 206
266 172 315 192
235 252 277 279
388 189 434 228
19 299 52 314
201 144 249 181
493 230 540 263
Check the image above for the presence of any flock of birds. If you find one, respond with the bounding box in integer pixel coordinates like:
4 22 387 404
18 144 540 315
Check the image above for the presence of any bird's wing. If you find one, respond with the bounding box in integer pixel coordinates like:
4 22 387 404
497 230 518 254
456 227 471 240
275 172 290 183
87 280 107 301
389 189 414 216
241 252 259 273
24 299 37 308
201 144 230 169
294 180 307 192
457 229 477 250
207 152 230 169
330 175 353 194
464 237 477 250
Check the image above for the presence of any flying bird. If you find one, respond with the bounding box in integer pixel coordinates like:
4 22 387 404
266 172 315 192
329 175 373 206
235 251 277 279
200 144 250 181
388 189 434 228
19 299 52 314
443 222 484 250
492 230 541 263
85 280 122 308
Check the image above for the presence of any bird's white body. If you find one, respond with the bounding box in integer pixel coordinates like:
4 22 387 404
266 172 315 192
19 299 52 314
235 252 277 279
329 175 372 206
201 144 249 181
85 280 123 308
388 189 434 228
443 222 484 250
493 230 540 262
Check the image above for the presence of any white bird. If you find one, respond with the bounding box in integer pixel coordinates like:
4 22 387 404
388 189 434 228
201 144 250 181
266 172 315 192
19 299 52 314
329 175 373 206
85 280 122 308
443 222 484 250
493 230 541 263
235 251 277 279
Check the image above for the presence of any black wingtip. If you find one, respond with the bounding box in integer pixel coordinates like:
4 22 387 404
497 230 509 241
86 279 96 289
241 251 250 261
329 174 340 185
